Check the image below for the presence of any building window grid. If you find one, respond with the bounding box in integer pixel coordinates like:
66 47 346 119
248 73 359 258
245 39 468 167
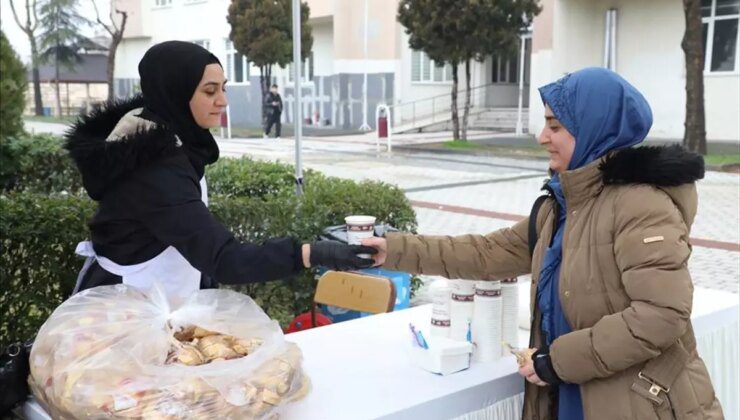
411 50 453 83
225 40 250 84
491 39 531 84
702 0 740 73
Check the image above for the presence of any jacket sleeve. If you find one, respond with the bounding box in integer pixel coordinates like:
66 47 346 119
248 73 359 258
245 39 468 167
121 155 304 285
382 217 532 280
549 185 694 384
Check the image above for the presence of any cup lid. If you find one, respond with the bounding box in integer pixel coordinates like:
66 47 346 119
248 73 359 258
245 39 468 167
345 215 376 225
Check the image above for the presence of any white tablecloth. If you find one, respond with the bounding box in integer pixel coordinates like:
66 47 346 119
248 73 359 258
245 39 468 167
282 286 739 420
22 287 738 420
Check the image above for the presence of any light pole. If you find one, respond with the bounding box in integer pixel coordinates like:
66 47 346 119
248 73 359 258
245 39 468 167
515 33 530 136
359 0 371 131
292 0 304 195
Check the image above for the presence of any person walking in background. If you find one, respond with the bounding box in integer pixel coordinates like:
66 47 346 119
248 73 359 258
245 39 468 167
264 84 283 140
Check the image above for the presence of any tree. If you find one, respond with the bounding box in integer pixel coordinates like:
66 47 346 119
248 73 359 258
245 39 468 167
90 0 128 101
228 0 313 125
9 0 44 116
0 30 28 140
458 1 539 141
38 0 89 117
398 0 539 141
681 0 707 154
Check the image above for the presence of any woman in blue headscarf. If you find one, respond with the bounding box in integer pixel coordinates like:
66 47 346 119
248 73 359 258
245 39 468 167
363 67 722 419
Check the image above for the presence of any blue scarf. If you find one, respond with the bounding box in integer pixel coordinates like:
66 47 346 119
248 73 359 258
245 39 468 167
535 67 652 420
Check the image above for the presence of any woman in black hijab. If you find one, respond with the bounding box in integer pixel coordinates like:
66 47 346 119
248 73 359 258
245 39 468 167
65 41 373 302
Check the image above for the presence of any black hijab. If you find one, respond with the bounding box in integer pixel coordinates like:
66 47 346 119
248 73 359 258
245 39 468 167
138 41 221 177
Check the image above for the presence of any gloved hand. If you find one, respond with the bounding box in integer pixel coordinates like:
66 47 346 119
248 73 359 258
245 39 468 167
309 240 378 271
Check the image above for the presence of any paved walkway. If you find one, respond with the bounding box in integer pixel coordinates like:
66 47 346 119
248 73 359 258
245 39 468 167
26 120 740 296
214 134 740 297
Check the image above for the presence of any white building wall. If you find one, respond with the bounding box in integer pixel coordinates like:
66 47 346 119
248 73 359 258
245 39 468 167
528 0 740 142
312 21 334 77
115 38 151 79
115 0 243 82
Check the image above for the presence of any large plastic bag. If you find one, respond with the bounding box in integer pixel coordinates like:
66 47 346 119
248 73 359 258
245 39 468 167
29 284 310 419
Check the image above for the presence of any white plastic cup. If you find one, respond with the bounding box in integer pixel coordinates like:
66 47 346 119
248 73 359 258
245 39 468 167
345 215 376 258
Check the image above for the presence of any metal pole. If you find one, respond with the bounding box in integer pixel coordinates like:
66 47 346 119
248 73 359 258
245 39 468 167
515 35 527 136
292 0 304 195
603 10 612 68
227 104 232 139
609 9 617 71
359 0 371 130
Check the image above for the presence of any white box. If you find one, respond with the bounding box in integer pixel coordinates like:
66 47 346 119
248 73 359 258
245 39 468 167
409 336 473 376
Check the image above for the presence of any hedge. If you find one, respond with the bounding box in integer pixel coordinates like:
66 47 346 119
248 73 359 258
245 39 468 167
0 136 418 348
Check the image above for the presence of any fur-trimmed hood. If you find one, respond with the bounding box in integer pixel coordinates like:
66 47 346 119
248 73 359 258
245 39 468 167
600 145 705 186
64 96 182 200
555 145 704 228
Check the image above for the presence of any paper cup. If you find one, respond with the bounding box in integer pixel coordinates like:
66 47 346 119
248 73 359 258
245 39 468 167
345 215 376 258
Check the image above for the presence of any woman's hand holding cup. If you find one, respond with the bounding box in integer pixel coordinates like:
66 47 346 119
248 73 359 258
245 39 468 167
361 237 387 267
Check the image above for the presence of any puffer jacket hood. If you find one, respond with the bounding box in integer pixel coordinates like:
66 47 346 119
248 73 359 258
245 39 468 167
64 96 181 201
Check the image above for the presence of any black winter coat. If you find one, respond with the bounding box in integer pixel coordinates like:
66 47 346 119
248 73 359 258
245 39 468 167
65 96 303 291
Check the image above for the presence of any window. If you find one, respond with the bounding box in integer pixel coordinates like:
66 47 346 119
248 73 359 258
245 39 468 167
225 40 250 83
192 39 210 51
702 0 740 72
288 53 314 82
492 39 531 84
411 50 453 83
154 0 171 6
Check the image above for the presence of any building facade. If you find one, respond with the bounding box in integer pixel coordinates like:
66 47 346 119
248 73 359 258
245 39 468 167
112 0 528 129
528 0 740 142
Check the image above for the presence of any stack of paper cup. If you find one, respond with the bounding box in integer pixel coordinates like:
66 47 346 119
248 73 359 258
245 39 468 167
472 281 503 362
449 280 475 341
501 277 519 347
429 279 451 337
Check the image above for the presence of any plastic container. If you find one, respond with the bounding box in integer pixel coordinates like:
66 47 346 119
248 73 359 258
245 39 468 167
409 336 473 376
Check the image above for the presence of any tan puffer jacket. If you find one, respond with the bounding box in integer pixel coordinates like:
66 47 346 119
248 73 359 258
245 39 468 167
383 146 723 419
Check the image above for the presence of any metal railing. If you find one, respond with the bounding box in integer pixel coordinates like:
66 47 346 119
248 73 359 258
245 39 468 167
387 83 494 129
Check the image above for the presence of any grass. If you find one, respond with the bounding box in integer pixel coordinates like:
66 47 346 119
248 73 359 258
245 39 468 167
703 154 740 167
443 140 484 150
442 139 549 158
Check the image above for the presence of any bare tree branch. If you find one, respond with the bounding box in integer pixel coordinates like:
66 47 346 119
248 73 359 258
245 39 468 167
110 8 125 33
8 0 30 36
115 9 128 34
31 0 39 33
90 0 114 35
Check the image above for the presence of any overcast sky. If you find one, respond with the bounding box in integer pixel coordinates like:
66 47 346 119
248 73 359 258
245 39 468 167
1 0 111 63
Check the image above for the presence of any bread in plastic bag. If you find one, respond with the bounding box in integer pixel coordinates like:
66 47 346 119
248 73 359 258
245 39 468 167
29 283 310 419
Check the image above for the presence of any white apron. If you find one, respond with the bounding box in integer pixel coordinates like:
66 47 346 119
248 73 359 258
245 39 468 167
74 177 209 305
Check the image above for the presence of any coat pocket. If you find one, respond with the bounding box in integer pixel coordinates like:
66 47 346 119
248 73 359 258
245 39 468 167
630 380 676 420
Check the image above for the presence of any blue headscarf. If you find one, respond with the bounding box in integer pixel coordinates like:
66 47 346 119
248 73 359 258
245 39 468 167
535 67 652 420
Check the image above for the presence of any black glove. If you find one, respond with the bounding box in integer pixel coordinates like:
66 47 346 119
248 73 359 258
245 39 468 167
532 348 563 386
310 240 378 271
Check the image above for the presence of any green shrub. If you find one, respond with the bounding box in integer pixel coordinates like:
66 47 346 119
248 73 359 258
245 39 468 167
0 30 27 141
1 153 419 347
0 192 96 348
0 133 83 193
206 157 313 198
